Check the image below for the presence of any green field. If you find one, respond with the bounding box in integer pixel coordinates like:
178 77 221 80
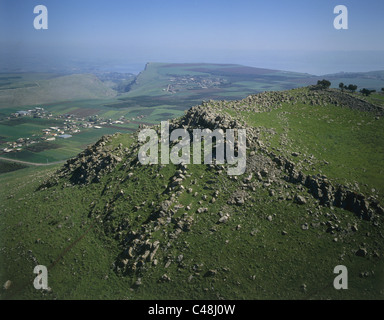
1 65 382 164
0 73 117 108
0 160 28 174
0 96 185 163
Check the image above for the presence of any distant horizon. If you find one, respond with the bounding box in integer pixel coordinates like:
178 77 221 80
1 52 384 77
1 0 383 75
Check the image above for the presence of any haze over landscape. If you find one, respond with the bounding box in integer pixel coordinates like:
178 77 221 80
1 0 383 75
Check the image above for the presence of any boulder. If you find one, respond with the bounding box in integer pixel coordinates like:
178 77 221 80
295 195 307 205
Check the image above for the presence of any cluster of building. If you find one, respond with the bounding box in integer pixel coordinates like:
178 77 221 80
2 107 146 154
2 129 76 153
10 107 52 119
164 75 227 93
3 137 34 153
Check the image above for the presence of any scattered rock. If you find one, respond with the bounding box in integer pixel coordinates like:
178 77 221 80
165 259 172 268
295 195 307 205
301 223 309 230
218 214 230 224
356 248 368 257
134 278 142 287
205 269 217 277
251 229 259 236
3 280 11 290
235 197 245 205
160 274 171 282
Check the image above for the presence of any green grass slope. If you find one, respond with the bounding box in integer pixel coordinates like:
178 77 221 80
0 74 117 108
1 87 383 300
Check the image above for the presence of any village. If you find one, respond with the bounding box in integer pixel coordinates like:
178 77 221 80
164 75 228 93
1 106 146 154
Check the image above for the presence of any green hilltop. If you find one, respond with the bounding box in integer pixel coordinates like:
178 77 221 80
0 73 117 108
1 86 383 300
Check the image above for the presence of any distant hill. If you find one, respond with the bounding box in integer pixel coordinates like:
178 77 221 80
121 62 315 102
112 63 384 110
0 74 117 108
325 70 384 90
1 64 382 111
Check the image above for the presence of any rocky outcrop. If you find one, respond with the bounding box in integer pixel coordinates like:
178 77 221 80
172 102 246 131
172 97 383 222
269 154 384 221
114 163 194 276
224 88 383 116
39 133 126 188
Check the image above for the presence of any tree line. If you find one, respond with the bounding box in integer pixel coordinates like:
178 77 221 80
314 79 382 97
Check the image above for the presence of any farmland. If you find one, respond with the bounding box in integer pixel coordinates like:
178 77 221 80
1 64 383 164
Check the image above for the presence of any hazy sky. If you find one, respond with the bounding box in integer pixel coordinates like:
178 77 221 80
0 0 383 74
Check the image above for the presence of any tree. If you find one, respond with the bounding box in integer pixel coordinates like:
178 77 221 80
339 82 344 92
360 88 375 96
317 79 331 89
381 88 384 92
347 84 357 93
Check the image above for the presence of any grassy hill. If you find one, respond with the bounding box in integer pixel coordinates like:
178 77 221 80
1 86 383 300
116 62 314 103
113 63 384 106
0 73 117 108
